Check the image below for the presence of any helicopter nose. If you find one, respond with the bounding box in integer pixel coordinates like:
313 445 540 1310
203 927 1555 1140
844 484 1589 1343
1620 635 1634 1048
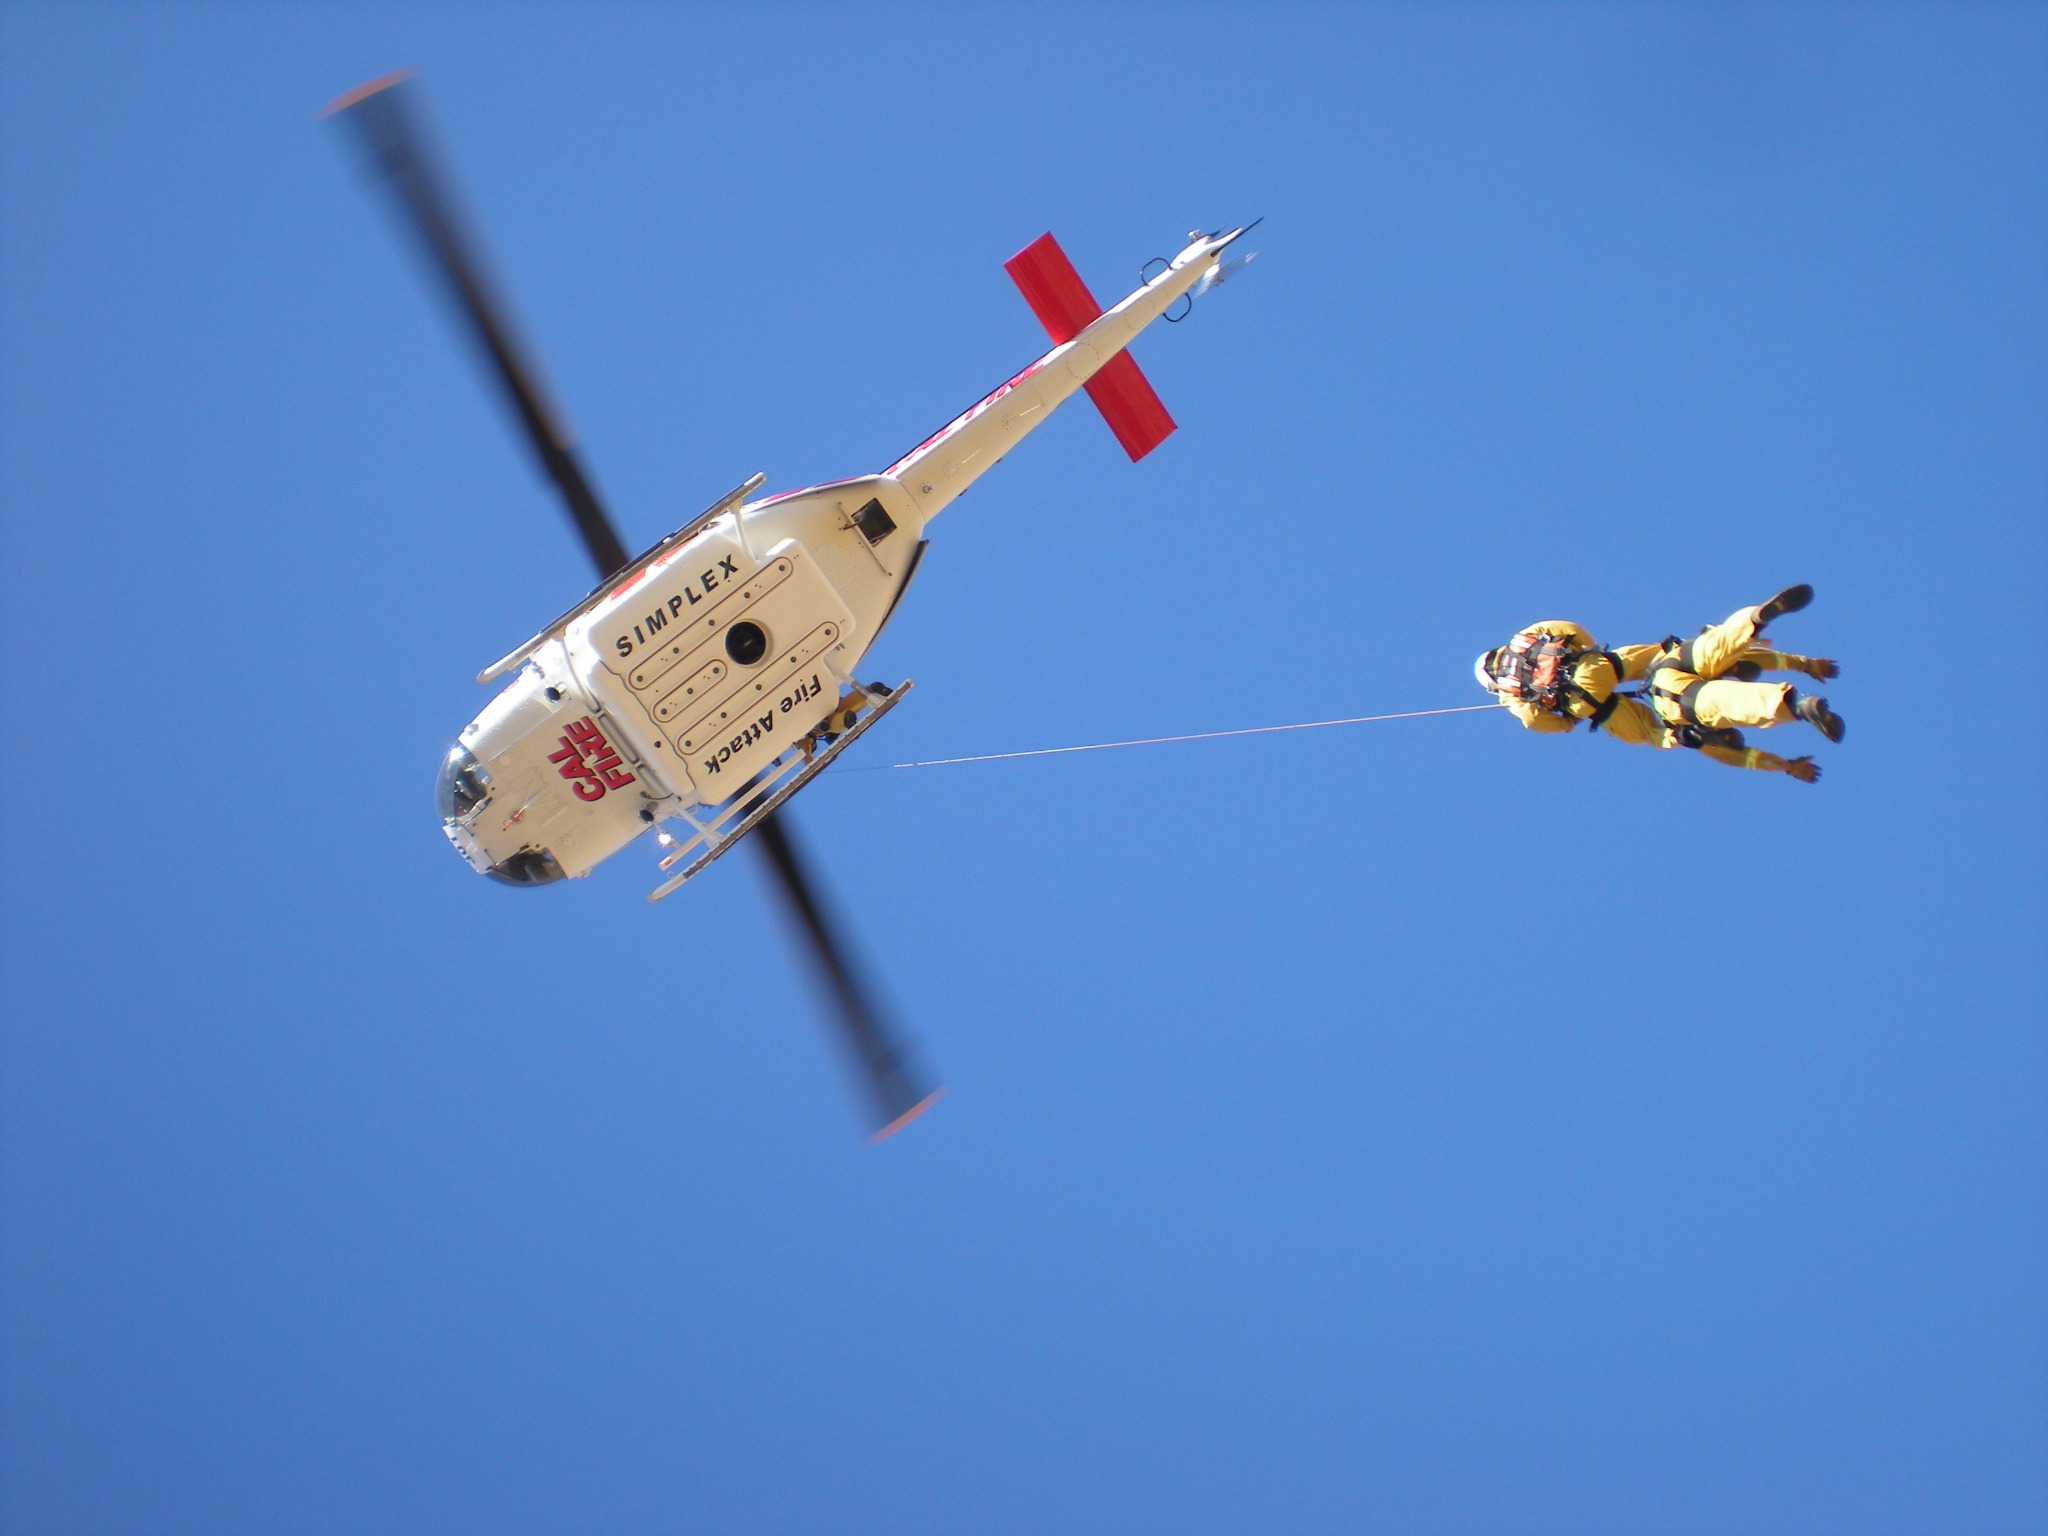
435 743 567 886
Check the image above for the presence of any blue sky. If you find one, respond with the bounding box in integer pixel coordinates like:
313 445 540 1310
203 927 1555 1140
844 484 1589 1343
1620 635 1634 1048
2 4 2043 1533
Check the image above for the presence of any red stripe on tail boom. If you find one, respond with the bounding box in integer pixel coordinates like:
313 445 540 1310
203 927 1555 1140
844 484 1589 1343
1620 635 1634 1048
1004 232 1176 462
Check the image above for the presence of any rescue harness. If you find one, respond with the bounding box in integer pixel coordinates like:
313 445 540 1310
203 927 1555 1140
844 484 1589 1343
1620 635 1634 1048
1487 633 1622 719
1642 637 1744 750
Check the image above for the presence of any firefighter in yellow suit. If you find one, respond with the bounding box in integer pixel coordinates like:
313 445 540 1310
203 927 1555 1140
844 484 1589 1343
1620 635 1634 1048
1474 584 1845 781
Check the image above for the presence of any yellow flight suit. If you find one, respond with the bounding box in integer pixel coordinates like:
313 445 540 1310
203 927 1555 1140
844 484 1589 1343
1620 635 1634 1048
1499 614 1828 775
1642 604 1796 726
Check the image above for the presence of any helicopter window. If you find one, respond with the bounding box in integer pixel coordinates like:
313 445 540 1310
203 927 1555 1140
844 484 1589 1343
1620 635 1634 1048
851 498 896 546
486 848 566 886
436 744 492 822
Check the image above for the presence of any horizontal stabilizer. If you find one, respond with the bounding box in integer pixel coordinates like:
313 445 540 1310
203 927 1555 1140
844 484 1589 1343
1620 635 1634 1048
1005 232 1099 346
1084 352 1177 462
1005 232 1176 461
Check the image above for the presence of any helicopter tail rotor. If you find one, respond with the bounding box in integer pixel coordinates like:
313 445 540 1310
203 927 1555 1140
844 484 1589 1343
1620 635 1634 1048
1191 247 1258 299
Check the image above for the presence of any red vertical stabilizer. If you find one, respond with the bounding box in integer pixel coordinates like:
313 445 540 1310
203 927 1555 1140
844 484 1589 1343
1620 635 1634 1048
1004 233 1176 462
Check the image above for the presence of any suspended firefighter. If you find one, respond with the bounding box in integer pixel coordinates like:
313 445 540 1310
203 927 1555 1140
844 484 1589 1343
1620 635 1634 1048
1473 585 1845 782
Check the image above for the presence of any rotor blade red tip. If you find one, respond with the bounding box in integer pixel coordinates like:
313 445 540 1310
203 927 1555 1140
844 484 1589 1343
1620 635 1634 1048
323 69 414 118
869 1087 945 1143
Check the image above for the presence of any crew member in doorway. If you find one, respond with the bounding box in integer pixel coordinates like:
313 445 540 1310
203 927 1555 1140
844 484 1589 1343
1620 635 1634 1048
797 682 893 764
1473 585 1845 781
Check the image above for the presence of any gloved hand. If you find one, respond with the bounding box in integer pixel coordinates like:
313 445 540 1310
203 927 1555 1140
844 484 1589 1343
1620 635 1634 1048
1786 756 1821 783
1802 657 1840 681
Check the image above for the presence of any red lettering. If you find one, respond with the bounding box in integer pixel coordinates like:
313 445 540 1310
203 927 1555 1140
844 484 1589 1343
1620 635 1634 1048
549 716 632 798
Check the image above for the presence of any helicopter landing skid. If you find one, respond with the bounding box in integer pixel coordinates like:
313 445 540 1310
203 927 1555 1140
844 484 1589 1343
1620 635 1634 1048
647 679 913 903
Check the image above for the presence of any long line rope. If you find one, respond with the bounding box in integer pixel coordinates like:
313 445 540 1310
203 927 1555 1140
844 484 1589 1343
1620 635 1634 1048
832 702 1501 773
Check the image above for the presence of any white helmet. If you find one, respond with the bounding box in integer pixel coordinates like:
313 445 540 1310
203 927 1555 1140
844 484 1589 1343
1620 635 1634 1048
1473 651 1500 693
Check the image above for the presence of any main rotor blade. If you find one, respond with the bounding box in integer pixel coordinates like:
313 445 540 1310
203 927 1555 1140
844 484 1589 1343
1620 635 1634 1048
333 78 924 1139
750 810 941 1139
327 72 631 577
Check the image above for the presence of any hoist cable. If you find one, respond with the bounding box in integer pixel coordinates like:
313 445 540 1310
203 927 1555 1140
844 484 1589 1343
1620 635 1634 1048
833 703 1502 774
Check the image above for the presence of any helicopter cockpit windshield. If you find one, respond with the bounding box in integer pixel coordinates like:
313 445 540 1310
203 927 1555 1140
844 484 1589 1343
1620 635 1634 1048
436 744 566 886
436 744 491 822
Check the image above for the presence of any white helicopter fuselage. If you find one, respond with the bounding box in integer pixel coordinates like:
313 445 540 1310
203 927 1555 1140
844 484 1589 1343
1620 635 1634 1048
440 473 925 883
437 229 1237 887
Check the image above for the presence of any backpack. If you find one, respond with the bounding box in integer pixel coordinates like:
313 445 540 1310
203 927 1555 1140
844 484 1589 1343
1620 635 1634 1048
1490 632 1584 711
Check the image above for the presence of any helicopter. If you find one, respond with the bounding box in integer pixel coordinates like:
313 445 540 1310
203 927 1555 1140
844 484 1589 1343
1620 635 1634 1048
328 73 1256 1139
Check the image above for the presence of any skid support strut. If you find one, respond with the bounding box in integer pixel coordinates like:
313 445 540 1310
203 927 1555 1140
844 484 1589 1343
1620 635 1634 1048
648 681 912 902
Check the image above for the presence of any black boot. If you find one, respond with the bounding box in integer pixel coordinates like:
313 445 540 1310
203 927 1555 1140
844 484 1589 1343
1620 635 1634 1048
1794 694 1845 743
1756 584 1813 628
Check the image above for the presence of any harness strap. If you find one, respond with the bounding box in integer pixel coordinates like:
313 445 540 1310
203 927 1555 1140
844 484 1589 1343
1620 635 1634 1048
1643 655 1710 723
1556 647 1623 718
1587 692 1623 732
1502 637 1632 722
